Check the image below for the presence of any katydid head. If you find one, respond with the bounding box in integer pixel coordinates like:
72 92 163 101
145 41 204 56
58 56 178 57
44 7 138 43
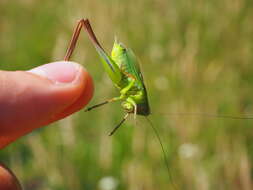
121 101 134 114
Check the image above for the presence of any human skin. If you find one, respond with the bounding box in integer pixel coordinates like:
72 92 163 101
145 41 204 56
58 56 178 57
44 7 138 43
0 61 94 190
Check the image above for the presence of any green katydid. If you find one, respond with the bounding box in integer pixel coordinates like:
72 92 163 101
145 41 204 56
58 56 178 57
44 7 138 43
63 19 253 189
64 19 178 189
64 19 150 136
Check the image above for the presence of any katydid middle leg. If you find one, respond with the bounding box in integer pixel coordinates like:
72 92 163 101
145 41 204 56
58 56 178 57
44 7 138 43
84 96 123 112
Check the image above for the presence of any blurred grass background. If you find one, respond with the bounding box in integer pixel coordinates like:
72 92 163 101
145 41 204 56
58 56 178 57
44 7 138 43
1 0 253 189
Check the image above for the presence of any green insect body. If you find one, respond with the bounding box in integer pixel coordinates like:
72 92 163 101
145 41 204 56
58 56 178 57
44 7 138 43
96 39 150 116
64 19 150 134
64 19 178 187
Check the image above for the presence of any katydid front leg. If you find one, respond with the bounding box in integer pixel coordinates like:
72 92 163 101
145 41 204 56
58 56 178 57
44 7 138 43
84 79 136 112
120 79 135 95
84 80 135 112
109 113 129 136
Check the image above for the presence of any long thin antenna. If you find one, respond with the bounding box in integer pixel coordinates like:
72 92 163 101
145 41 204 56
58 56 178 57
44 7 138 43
145 116 178 190
109 113 129 136
156 112 253 120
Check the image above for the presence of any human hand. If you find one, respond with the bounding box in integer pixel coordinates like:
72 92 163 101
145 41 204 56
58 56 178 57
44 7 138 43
0 61 93 190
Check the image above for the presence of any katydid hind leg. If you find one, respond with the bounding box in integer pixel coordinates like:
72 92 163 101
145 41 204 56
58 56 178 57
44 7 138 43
64 19 104 60
64 19 86 61
65 18 122 84
83 20 122 84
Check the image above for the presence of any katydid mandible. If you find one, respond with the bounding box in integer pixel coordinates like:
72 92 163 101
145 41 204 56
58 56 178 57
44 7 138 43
64 19 150 135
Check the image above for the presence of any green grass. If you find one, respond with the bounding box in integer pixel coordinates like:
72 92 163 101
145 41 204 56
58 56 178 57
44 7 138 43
1 0 253 189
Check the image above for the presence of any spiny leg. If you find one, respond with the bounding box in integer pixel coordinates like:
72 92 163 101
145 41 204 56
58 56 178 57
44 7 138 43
84 96 123 112
109 113 129 136
64 19 124 112
84 101 109 112
64 19 104 61
64 19 83 61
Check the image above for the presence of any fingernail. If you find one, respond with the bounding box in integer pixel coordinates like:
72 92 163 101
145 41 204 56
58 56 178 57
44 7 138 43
28 61 81 84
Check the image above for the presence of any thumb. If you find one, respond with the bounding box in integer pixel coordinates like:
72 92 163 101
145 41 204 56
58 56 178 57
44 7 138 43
0 164 22 190
0 61 93 148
